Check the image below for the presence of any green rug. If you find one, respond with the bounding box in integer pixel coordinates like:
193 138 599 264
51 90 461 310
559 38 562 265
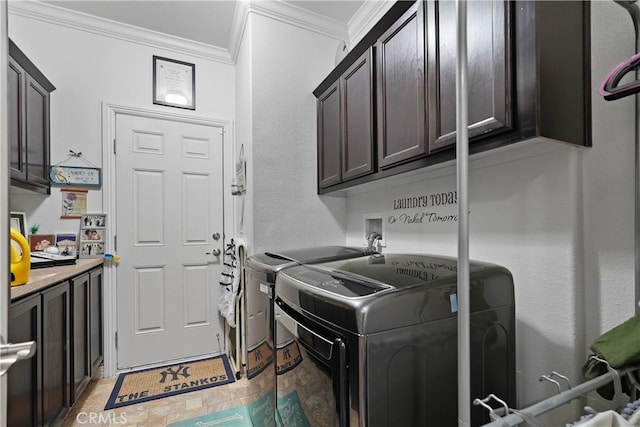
169 390 309 427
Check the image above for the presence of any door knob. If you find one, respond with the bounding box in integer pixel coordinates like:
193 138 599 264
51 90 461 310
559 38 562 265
206 248 221 257
212 233 221 241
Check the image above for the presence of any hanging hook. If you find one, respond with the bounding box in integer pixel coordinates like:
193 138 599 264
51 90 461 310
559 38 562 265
538 371 572 394
590 355 626 410
473 394 510 421
69 149 83 158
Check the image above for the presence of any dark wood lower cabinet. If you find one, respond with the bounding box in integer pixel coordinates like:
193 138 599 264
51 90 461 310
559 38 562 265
89 268 104 377
71 273 91 403
7 294 42 427
8 265 104 427
41 282 71 427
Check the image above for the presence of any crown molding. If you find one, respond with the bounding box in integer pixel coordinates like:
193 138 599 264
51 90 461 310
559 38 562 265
8 1 234 64
228 0 350 63
348 0 395 48
227 0 250 64
9 0 380 66
249 0 349 42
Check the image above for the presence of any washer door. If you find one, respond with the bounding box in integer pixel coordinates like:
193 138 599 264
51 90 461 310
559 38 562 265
274 297 348 427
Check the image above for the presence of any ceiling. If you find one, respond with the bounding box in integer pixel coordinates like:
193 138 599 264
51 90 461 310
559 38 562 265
41 1 365 50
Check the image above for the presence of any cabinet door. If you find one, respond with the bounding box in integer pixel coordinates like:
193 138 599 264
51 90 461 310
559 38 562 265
341 48 375 181
42 282 71 427
427 0 512 151
8 295 42 427
71 273 91 403
376 1 426 169
317 81 342 188
25 74 51 187
8 58 26 181
89 267 104 376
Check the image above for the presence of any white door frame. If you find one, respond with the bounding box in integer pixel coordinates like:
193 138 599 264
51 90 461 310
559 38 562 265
101 102 235 377
1 0 9 423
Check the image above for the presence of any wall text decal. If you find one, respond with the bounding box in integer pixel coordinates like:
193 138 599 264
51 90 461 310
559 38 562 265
393 191 458 210
389 191 461 225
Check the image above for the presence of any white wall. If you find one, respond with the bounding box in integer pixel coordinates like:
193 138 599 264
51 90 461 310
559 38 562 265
239 11 348 254
234 13 254 246
341 2 638 423
8 11 235 239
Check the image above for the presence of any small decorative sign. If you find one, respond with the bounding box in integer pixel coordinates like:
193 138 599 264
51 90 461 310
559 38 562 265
50 165 101 188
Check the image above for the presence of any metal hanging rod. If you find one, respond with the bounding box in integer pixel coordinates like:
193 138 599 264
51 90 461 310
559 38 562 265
480 367 639 427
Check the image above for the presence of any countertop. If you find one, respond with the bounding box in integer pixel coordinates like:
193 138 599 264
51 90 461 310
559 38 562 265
11 258 104 301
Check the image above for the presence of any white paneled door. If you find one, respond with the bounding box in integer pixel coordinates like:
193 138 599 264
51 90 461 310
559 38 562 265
115 114 225 370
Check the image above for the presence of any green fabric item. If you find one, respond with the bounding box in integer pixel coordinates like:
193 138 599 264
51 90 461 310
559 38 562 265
582 313 640 400
590 313 640 368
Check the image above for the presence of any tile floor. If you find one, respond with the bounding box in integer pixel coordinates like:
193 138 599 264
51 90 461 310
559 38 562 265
62 365 272 427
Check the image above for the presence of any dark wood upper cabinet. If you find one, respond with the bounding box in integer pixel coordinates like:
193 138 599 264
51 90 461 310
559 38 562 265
9 40 55 195
376 1 426 169
427 0 511 151
314 0 590 194
317 81 342 189
9 58 26 182
341 48 375 181
26 76 52 187
317 47 376 190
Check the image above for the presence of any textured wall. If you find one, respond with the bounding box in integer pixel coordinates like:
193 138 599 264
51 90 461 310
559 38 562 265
243 13 347 254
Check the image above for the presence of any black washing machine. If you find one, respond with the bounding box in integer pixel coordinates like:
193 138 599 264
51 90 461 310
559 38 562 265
274 253 516 426
243 246 375 424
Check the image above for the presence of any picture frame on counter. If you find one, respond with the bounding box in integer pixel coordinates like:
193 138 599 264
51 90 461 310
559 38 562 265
153 55 195 110
29 234 55 252
61 188 88 218
56 233 78 257
78 213 106 258
50 165 102 188
10 212 27 236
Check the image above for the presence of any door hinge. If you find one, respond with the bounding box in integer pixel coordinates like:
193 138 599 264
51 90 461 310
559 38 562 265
115 332 118 350
114 235 117 252
113 138 116 155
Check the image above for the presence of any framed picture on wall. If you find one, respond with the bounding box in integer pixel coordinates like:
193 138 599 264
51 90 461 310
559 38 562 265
153 55 195 110
61 188 88 218
10 212 27 236
78 213 106 258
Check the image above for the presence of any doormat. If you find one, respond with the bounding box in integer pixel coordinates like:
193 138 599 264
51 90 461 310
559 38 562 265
276 340 302 375
104 355 235 410
168 390 310 427
247 340 274 379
